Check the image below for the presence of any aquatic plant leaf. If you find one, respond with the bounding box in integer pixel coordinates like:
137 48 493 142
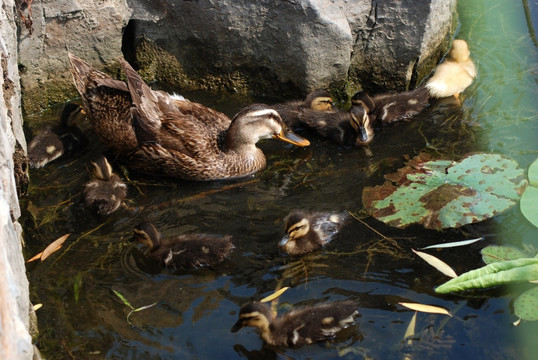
435 258 538 293
403 311 417 342
520 186 538 228
481 245 529 265
528 157 538 187
261 287 289 303
112 290 134 310
27 233 71 262
27 252 43 263
32 304 43 311
363 153 526 229
398 302 452 316
420 237 484 250
514 286 538 321
413 249 457 278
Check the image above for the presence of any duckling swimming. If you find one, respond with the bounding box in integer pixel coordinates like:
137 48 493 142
132 221 234 270
280 210 349 255
426 39 476 100
231 300 359 347
272 89 335 129
83 156 127 216
350 86 430 146
69 54 310 180
27 103 87 168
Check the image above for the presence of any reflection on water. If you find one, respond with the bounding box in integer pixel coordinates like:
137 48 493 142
23 0 537 359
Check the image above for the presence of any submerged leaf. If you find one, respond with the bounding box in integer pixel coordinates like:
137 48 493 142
435 258 538 293
398 302 452 316
363 153 526 229
514 287 538 321
41 234 70 261
413 249 457 278
112 290 134 310
481 245 529 264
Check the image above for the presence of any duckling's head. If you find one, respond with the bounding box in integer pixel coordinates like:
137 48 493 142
231 302 273 333
227 104 310 148
60 103 86 127
449 39 471 63
305 90 335 112
280 211 311 253
132 222 161 250
349 93 375 146
90 156 114 181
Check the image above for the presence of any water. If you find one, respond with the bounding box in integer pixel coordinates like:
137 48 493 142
22 1 537 359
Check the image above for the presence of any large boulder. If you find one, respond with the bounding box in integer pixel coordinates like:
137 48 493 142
18 0 456 113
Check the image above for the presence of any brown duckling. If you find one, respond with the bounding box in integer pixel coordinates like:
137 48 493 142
280 210 349 255
350 86 430 146
27 103 88 168
132 221 234 270
83 156 127 216
426 39 476 100
272 89 335 129
231 300 359 347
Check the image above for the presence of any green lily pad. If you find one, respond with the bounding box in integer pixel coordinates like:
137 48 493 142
362 153 527 229
521 185 538 228
435 258 538 293
481 245 529 265
514 286 538 321
528 157 538 187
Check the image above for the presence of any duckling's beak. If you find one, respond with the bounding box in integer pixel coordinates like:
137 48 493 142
279 235 290 247
273 127 310 147
231 319 244 333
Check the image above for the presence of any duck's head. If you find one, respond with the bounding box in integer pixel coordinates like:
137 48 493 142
279 211 311 253
350 92 375 146
304 90 335 111
90 156 114 181
226 104 310 148
449 39 471 63
231 302 273 333
132 221 161 250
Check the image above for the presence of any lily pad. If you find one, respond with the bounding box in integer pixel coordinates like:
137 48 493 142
520 180 538 228
528 157 538 187
514 286 538 321
363 153 527 229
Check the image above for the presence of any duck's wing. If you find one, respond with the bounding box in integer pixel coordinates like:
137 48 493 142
68 54 137 152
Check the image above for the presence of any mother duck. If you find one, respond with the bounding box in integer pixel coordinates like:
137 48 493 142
68 55 309 180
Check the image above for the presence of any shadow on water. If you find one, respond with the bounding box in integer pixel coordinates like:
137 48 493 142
22 1 537 359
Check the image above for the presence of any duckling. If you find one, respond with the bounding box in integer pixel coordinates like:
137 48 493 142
426 39 476 100
272 89 335 129
27 103 87 168
231 300 359 347
132 221 234 270
83 156 127 216
69 54 310 180
280 210 349 255
294 108 358 146
350 86 430 146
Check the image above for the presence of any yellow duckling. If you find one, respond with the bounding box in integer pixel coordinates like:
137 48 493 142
231 299 359 347
426 39 476 100
132 222 234 270
280 210 349 255
83 156 127 216
272 89 335 129
27 103 87 168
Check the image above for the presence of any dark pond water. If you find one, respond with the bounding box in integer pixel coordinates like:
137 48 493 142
22 0 537 359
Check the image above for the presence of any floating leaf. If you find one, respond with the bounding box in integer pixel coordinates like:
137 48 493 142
520 186 538 228
528 157 538 187
514 286 538 321
413 249 457 278
127 302 158 324
481 245 529 265
27 234 70 262
112 290 134 310
398 302 452 316
403 311 417 342
363 153 526 229
33 304 43 311
420 237 484 250
435 258 538 293
261 287 289 303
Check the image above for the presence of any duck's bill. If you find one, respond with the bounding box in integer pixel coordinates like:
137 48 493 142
230 320 244 333
279 235 290 247
274 130 310 147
